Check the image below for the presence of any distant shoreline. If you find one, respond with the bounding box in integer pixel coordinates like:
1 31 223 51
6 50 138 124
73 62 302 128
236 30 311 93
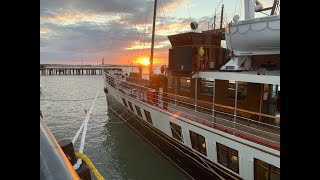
40 64 162 67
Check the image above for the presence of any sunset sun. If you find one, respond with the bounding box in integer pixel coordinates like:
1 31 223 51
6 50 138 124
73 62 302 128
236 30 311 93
136 56 150 66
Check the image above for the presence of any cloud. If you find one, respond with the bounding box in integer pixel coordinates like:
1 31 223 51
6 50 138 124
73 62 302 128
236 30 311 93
40 10 121 28
40 0 147 15
40 0 178 16
40 0 211 65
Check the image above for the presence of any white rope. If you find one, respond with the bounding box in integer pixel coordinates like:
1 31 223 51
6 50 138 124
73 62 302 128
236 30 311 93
72 122 85 144
72 90 100 170
73 157 83 170
40 96 105 102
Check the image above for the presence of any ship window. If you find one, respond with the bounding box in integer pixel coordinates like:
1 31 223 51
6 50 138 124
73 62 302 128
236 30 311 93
135 105 142 117
238 82 247 100
228 80 236 98
170 122 183 142
217 143 239 173
128 101 134 112
189 131 207 156
168 77 175 89
221 40 226 48
263 84 269 101
228 81 247 101
144 110 153 124
180 77 191 92
254 158 280 180
200 79 214 96
122 98 128 108
271 85 278 98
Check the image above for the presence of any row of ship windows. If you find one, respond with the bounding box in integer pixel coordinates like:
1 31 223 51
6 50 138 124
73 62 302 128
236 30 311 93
178 77 248 100
122 97 279 180
122 98 153 124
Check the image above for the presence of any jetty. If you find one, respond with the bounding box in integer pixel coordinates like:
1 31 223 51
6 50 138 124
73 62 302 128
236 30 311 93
40 64 139 75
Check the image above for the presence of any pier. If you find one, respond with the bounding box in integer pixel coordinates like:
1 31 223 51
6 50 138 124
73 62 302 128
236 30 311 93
40 64 139 75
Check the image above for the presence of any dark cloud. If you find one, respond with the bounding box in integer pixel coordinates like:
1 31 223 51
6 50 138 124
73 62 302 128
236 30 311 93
40 0 178 16
41 0 145 15
40 0 199 65
40 19 152 63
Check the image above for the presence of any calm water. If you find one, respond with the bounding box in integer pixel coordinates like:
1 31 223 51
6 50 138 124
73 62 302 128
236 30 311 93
40 72 189 180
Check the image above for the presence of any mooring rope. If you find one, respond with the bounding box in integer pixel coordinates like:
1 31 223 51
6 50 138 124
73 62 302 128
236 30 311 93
40 96 105 102
107 106 135 124
72 121 85 144
72 90 100 170
76 152 105 180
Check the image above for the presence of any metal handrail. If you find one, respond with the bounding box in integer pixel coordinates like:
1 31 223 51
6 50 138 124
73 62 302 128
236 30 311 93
107 73 280 119
105 73 278 122
119 86 275 129
115 85 280 141
104 72 280 144
106 73 280 125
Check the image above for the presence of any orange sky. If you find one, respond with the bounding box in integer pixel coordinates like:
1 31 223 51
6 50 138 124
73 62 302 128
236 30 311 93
40 0 277 65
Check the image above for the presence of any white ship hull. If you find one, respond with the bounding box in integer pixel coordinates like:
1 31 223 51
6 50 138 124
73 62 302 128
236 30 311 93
103 71 279 180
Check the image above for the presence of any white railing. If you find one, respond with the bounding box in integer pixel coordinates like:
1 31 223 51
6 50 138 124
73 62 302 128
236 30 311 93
104 71 280 150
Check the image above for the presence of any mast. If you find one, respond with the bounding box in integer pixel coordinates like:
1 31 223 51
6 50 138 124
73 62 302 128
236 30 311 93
213 15 216 30
219 4 224 29
270 0 279 15
149 0 157 79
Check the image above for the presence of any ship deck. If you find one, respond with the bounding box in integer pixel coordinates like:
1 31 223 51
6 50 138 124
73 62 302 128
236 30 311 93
104 71 280 150
165 102 279 147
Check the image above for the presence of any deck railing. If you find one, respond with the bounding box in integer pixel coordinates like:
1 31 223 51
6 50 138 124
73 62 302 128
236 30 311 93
104 71 280 150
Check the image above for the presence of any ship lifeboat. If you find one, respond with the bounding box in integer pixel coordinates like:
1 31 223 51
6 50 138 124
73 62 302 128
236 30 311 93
225 15 280 56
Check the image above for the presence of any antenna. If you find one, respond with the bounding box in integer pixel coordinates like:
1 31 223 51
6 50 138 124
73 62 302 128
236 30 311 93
220 4 224 29
212 0 222 30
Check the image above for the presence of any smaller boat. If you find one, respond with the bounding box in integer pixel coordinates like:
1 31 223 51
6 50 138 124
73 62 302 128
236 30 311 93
40 117 79 179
